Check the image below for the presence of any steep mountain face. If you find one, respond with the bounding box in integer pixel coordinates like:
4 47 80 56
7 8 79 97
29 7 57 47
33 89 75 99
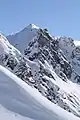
58 37 80 75
1 24 80 118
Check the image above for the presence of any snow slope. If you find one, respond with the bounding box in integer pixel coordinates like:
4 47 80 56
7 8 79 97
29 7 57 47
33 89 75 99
0 106 32 120
0 65 80 120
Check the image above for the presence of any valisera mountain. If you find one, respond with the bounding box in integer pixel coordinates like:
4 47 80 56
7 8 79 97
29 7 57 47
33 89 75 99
0 24 80 119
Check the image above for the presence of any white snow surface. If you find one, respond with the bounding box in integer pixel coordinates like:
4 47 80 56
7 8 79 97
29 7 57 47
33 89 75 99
74 40 80 46
0 65 80 120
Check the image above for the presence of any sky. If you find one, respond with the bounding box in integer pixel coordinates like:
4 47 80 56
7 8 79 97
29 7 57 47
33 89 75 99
0 0 80 39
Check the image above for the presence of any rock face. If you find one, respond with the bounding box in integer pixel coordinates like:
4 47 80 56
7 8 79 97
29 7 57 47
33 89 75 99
23 28 80 117
58 37 80 75
1 24 80 118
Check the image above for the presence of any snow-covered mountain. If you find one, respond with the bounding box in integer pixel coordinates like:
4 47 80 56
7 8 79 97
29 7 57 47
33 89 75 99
0 24 80 119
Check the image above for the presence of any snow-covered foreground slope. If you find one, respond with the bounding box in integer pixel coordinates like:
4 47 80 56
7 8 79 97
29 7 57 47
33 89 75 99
0 106 32 120
0 65 80 120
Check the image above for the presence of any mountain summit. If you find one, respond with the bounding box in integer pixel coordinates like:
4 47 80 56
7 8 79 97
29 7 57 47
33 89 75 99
7 24 39 51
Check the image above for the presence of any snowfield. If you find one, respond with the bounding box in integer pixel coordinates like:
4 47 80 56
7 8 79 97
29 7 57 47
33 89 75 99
0 65 80 120
0 105 33 120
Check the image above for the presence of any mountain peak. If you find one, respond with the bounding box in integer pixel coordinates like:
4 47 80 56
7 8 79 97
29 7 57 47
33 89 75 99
26 24 39 30
7 24 39 51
